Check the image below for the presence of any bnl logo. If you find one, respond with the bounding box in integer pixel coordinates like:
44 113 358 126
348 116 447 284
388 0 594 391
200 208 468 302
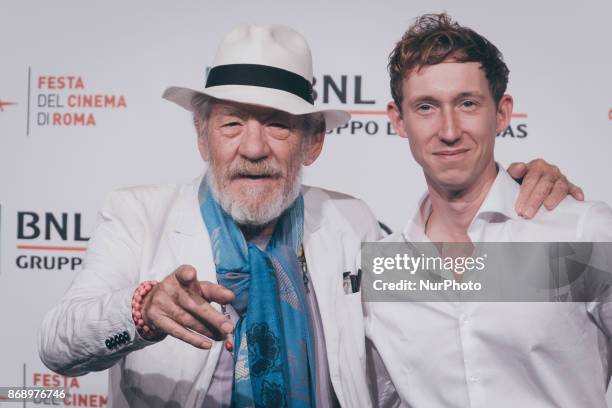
16 212 89 271
18 212 89 241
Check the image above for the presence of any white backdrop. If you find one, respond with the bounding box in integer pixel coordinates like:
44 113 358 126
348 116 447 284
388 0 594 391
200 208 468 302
1 0 611 406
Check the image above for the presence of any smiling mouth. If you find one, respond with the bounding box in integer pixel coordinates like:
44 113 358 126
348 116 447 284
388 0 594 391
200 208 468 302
434 149 470 159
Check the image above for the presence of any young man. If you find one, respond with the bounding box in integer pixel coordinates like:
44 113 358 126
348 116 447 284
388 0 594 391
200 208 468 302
365 13 612 408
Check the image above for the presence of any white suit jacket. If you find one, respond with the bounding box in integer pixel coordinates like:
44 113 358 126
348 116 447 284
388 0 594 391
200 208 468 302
39 176 381 407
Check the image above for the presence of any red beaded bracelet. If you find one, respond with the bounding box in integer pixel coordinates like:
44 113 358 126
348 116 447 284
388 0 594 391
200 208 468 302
131 280 162 340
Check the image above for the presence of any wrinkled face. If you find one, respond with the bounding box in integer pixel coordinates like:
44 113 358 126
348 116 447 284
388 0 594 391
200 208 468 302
388 61 512 193
198 100 324 226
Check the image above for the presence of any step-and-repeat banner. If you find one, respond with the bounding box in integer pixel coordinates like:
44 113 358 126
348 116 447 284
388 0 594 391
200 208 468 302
1 0 611 406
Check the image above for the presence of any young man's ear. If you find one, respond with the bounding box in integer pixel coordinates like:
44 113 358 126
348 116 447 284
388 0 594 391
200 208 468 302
302 131 325 166
387 101 408 138
495 94 514 134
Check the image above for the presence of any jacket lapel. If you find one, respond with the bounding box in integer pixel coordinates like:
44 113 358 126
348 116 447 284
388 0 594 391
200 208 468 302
303 187 349 405
161 175 222 402
166 176 218 284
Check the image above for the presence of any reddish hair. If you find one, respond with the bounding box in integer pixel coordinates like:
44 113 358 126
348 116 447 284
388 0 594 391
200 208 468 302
389 13 509 109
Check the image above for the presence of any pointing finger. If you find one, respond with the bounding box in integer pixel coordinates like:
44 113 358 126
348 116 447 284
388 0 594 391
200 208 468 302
200 281 235 305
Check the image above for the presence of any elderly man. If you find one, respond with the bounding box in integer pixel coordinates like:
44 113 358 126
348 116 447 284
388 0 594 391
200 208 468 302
365 13 612 408
40 23 579 407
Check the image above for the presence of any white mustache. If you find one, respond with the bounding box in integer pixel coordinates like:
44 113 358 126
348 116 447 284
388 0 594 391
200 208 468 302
227 159 283 179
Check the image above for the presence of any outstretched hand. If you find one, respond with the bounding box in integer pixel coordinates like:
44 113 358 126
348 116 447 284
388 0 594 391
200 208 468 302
140 265 235 349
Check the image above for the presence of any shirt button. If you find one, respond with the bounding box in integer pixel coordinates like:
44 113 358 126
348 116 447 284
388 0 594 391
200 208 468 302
469 375 479 383
460 314 470 325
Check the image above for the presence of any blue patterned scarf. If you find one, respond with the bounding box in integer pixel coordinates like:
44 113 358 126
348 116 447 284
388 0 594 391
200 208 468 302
199 178 316 408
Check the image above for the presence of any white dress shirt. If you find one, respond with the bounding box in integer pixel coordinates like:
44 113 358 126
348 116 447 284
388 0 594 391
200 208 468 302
365 167 612 408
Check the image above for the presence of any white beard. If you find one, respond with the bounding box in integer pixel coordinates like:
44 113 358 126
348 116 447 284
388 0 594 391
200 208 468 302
206 166 303 227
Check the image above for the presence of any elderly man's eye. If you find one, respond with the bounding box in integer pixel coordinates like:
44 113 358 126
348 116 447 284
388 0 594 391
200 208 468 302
266 122 291 140
218 121 243 137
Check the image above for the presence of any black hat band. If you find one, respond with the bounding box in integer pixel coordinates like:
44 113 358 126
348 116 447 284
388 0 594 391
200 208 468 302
205 63 314 105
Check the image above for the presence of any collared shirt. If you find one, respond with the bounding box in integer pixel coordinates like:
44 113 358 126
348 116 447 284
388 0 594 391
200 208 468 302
365 166 612 408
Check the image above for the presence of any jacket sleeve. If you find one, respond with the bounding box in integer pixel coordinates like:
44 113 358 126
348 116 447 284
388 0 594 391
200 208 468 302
39 190 158 376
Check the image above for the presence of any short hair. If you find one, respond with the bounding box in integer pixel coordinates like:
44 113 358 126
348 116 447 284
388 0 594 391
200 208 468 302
388 13 510 110
191 93 212 138
190 94 325 138
300 112 325 137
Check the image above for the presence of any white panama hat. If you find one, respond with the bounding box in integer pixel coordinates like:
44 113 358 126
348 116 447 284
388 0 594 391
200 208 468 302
162 24 350 131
